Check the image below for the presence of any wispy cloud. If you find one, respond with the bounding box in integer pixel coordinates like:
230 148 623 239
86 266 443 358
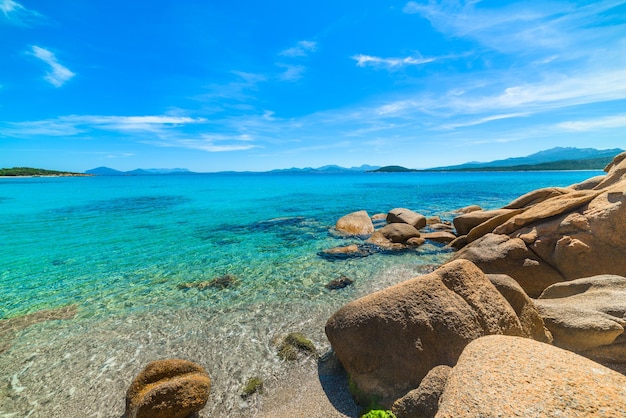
1 0 41 26
276 63 306 81
0 115 205 138
173 134 259 152
279 40 317 57
0 114 265 153
352 53 436 69
557 115 626 131
402 0 626 55
29 46 76 87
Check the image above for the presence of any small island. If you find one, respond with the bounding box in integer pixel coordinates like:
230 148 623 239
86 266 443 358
0 167 91 177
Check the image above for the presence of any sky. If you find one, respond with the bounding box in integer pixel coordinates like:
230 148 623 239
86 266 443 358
1 0 625 172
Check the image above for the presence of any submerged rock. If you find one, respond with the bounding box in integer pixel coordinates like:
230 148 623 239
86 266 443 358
319 244 380 260
177 274 239 291
276 332 318 361
325 275 354 290
125 358 211 418
241 377 264 398
0 304 78 354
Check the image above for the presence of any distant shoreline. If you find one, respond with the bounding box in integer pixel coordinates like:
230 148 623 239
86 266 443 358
0 174 93 178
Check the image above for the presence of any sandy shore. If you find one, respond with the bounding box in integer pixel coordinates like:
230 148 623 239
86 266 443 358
256 352 359 418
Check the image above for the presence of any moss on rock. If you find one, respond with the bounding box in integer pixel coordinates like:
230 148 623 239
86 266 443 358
277 332 318 361
241 377 263 398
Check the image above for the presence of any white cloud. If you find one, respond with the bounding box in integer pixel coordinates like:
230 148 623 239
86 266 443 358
29 46 76 87
353 53 436 69
0 115 206 138
557 115 626 131
276 63 306 81
279 40 317 57
439 112 530 130
402 0 626 55
1 0 41 25
174 134 259 152
0 114 262 153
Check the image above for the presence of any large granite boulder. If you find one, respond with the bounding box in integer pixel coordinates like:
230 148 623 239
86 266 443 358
452 233 564 297
334 210 374 237
421 231 457 244
366 223 421 249
488 274 552 343
502 187 570 209
392 365 451 418
451 151 626 297
535 275 626 363
125 358 211 418
387 208 427 229
436 335 626 417
452 208 517 236
325 260 547 407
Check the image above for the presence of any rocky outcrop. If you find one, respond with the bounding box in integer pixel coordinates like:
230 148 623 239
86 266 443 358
436 335 626 417
392 365 451 418
535 275 626 363
421 231 456 244
125 358 211 418
488 274 552 343
452 233 564 297
334 210 374 237
366 223 421 249
453 208 518 236
318 244 380 260
451 151 626 297
325 260 548 407
387 208 427 229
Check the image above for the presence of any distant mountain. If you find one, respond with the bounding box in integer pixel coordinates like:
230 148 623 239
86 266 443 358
369 165 418 173
269 164 380 173
427 147 623 171
85 167 125 175
85 167 193 176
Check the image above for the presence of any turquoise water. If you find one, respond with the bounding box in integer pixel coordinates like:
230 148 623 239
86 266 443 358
0 170 602 417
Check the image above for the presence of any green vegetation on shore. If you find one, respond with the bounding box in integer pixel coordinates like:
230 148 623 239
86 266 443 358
0 167 88 176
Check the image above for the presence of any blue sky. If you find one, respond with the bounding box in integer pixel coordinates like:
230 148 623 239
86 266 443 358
1 0 625 172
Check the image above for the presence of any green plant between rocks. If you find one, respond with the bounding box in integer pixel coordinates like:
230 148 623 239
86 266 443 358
360 409 396 418
347 375 392 417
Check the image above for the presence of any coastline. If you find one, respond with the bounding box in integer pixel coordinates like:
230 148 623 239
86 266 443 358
0 168 617 417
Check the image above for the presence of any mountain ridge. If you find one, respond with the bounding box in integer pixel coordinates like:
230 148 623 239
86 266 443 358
427 147 623 171
83 147 624 175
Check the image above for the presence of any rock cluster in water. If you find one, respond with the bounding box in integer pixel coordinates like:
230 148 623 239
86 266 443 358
325 151 626 416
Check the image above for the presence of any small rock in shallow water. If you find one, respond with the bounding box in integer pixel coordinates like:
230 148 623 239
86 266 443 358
325 275 354 290
277 332 318 361
125 358 211 418
177 274 239 291
241 377 264 398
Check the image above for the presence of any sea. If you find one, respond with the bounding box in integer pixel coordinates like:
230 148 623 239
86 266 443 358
0 170 603 417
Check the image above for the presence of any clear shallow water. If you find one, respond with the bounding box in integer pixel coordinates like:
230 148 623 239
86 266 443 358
0 171 602 417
